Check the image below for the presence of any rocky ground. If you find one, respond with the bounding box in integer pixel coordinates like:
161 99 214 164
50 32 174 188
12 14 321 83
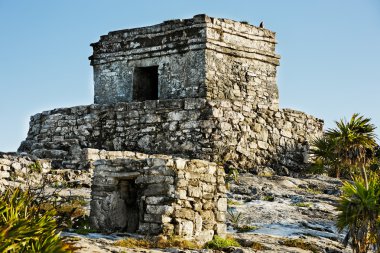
0 152 351 252
62 173 350 253
226 173 349 252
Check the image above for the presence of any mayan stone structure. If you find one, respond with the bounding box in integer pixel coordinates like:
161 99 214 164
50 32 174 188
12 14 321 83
87 149 226 241
18 14 324 238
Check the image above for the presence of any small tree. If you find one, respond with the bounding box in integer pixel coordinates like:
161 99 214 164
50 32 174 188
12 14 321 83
326 113 377 188
337 174 380 253
310 135 342 177
310 114 378 185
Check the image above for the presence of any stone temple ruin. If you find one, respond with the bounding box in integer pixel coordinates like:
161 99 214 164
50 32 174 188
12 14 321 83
18 15 323 240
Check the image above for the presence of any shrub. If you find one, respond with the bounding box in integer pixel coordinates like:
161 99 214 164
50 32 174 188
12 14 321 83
204 235 240 249
28 161 43 173
235 225 259 233
0 187 71 252
262 195 275 202
227 208 243 226
12 162 88 231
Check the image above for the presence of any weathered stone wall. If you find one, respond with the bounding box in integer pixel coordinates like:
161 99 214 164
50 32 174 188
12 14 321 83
90 14 280 107
90 152 226 242
92 51 206 104
205 50 279 110
91 15 208 104
19 98 323 171
204 17 280 109
0 152 91 192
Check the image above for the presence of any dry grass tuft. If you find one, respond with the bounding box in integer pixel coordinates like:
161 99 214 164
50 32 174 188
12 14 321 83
114 236 200 250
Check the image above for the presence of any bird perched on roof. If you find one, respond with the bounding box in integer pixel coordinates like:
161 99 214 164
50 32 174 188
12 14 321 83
259 21 264 28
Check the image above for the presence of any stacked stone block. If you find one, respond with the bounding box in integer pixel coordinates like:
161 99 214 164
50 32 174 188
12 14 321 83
90 14 280 108
19 98 322 171
89 150 226 241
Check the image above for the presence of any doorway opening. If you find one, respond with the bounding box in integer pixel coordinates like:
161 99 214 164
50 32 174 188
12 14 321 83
133 66 159 101
118 179 139 233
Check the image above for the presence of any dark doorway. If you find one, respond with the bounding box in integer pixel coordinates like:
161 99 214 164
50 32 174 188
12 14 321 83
118 180 139 233
133 66 159 101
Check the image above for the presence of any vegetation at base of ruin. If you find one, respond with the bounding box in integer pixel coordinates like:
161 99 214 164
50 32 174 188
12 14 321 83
28 161 43 173
250 241 269 251
262 195 275 202
280 238 319 253
3 162 89 231
310 113 378 181
305 188 323 195
155 236 200 249
114 236 200 250
225 166 240 190
0 187 72 253
204 235 240 250
114 237 152 248
217 148 240 190
226 209 258 232
311 113 380 252
227 208 243 226
336 173 380 253
235 224 259 233
291 202 312 208
71 228 97 235
227 199 241 206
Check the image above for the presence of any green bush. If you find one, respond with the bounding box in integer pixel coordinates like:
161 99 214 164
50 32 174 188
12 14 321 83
0 187 71 252
235 225 259 233
204 235 240 249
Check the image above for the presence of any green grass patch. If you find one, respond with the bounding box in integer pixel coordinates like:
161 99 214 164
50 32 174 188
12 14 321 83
291 202 312 208
114 238 152 248
235 225 259 233
114 236 199 250
73 228 98 235
306 188 323 195
262 195 275 202
204 235 240 250
227 199 241 206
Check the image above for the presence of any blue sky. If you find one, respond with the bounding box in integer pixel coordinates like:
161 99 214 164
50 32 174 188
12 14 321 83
0 0 379 152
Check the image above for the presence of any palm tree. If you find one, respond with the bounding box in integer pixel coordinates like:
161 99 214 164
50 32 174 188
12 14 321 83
310 135 341 177
325 113 377 189
337 175 380 253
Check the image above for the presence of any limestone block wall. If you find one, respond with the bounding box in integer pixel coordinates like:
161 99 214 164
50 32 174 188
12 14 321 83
90 14 280 107
92 50 206 104
19 98 323 171
90 15 208 104
204 16 280 109
0 152 92 193
90 153 226 242
205 50 279 110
